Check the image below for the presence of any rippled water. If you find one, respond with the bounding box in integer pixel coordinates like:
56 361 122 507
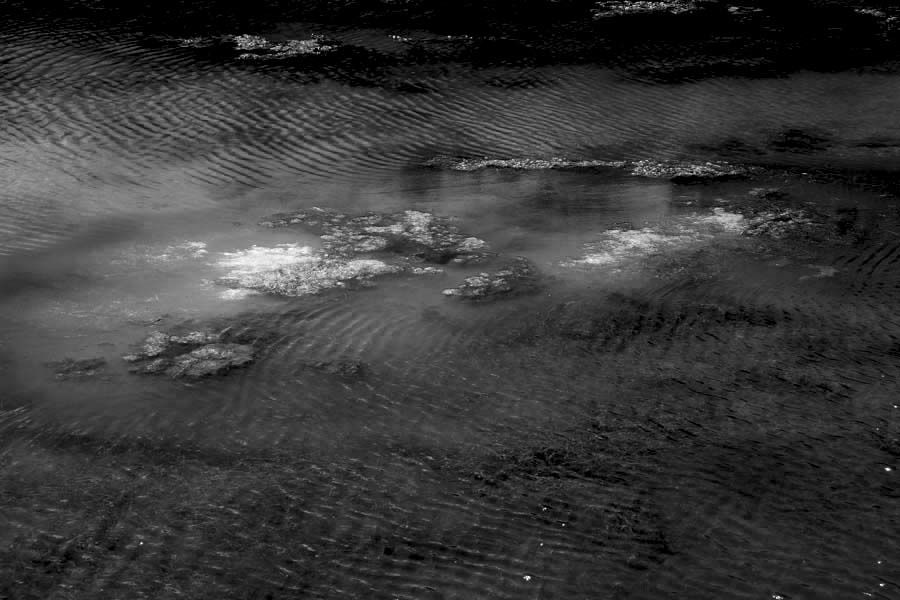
1 15 899 600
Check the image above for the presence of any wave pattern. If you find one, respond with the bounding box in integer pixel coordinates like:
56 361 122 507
5 20 900 257
2 17 900 600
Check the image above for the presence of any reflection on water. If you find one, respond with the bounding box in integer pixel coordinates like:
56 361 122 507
1 16 899 600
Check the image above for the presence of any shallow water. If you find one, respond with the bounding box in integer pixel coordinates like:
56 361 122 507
1 15 899 600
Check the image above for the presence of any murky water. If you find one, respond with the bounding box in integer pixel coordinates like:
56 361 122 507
1 15 899 600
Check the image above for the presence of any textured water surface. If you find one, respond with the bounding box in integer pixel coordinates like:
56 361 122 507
1 15 899 600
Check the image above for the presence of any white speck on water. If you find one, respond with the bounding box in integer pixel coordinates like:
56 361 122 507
523 575 532 582
886 467 893 472
219 288 260 300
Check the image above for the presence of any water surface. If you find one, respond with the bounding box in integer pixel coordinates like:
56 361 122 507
1 17 899 600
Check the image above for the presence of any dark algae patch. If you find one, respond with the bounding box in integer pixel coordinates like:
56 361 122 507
8 1 900 80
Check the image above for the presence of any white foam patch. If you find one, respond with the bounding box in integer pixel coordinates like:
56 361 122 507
564 229 695 267
689 208 745 232
219 288 261 300
218 244 317 272
216 244 400 296
564 209 745 269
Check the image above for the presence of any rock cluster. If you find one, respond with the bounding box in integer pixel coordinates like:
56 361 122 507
427 155 755 183
123 330 254 378
629 159 754 183
424 156 625 172
173 34 337 60
593 1 705 18
720 188 865 244
261 208 490 264
219 208 494 298
743 210 823 240
231 34 336 60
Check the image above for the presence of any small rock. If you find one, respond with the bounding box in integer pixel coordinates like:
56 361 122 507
412 266 444 275
166 343 255 378
135 357 172 375
137 331 171 359
124 328 254 379
443 257 540 301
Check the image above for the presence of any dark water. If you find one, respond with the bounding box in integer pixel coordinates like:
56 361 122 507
1 15 899 600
